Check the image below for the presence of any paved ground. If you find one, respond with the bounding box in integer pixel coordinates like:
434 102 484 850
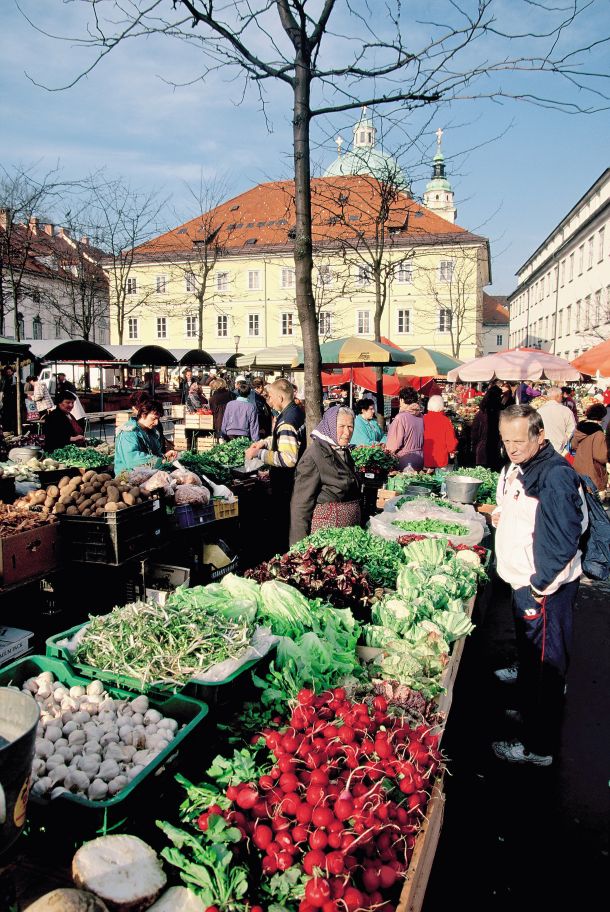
424 571 610 911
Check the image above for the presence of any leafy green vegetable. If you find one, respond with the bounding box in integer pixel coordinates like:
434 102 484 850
385 472 440 493
49 445 110 468
401 537 448 568
394 494 463 512
351 444 398 472
259 580 314 637
292 526 405 588
392 518 470 536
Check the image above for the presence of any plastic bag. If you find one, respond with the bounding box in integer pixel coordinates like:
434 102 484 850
191 626 279 684
139 470 174 494
170 468 202 486
383 496 486 527
368 509 485 547
174 484 210 505
128 467 158 486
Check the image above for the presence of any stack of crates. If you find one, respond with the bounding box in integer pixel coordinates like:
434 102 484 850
174 426 188 451
196 435 214 452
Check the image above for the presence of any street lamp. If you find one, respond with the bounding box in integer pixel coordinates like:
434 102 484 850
234 334 241 354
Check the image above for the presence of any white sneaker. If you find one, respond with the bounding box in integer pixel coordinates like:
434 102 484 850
492 739 553 766
494 662 519 683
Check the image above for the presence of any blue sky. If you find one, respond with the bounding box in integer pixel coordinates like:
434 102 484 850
2 0 610 294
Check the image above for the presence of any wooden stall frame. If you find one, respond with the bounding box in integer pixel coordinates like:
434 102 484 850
397 773 446 912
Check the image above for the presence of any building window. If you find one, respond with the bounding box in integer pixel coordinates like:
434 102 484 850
281 267 295 289
217 315 228 337
438 308 452 333
318 312 333 337
356 265 371 286
32 316 43 340
126 276 137 295
438 260 454 282
216 272 229 292
248 313 260 337
569 252 574 281
578 244 584 274
584 295 591 329
248 270 261 291
185 315 197 338
395 261 413 284
560 260 565 286
588 236 594 269
356 311 370 335
54 321 62 339
496 333 503 347
128 317 138 340
544 315 549 338
156 275 167 294
281 313 294 336
575 299 581 327
594 289 602 326
185 273 196 293
565 304 571 335
156 317 167 339
397 309 411 334
599 227 605 262
558 310 563 337
317 265 333 286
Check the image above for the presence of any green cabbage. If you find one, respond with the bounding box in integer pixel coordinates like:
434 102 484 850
259 580 313 637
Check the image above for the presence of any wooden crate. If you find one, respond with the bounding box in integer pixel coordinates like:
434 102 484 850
213 498 239 521
185 414 213 430
376 488 399 509
435 593 476 720
171 404 186 419
196 436 215 452
397 774 446 912
0 522 59 587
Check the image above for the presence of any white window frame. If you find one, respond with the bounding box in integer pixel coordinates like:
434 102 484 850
356 265 371 286
128 317 139 340
248 270 261 291
280 312 294 337
569 252 574 281
599 227 605 263
588 236 594 269
281 267 295 289
185 272 196 293
126 276 137 295
438 259 454 283
216 271 229 292
396 309 411 334
156 316 167 340
594 289 602 326
318 312 333 337
565 304 571 336
248 313 260 337
216 314 228 337
185 315 198 338
584 295 591 330
438 308 452 333
156 274 167 294
356 310 370 335
395 260 413 284
496 333 503 347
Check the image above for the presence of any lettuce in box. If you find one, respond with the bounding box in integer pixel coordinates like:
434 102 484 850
363 624 400 649
220 573 262 619
403 537 448 568
433 610 475 643
372 595 417 636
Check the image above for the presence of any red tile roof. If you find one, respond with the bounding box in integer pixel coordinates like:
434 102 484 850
0 222 107 285
482 292 509 325
132 176 484 261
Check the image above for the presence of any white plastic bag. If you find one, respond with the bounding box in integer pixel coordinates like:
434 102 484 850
368 509 485 546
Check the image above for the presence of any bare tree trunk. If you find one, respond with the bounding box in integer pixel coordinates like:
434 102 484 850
292 56 322 435
373 276 384 413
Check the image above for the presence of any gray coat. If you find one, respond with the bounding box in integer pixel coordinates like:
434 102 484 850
289 438 362 545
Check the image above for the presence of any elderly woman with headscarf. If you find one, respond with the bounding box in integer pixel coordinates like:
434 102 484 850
186 381 208 414
423 395 458 469
289 405 362 545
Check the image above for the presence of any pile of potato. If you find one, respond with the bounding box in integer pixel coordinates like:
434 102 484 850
15 471 150 518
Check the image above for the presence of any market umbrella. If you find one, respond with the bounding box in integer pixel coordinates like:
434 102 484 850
396 347 462 378
235 344 300 371
321 368 402 396
291 337 415 368
571 339 610 377
446 347 582 383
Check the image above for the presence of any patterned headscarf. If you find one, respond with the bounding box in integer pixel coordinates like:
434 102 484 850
311 406 355 448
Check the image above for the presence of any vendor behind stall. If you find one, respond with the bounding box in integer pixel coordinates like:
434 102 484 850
114 399 177 475
43 393 86 452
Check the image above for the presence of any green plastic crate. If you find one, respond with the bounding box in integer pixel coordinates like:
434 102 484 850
45 622 274 698
0 655 208 834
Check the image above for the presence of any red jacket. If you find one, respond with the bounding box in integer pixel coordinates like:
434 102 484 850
423 412 458 468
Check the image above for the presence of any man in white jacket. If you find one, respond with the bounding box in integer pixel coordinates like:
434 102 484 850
536 386 575 453
491 405 587 766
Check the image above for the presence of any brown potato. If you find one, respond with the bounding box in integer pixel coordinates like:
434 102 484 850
82 470 96 483
81 508 92 516
91 481 102 492
81 484 94 496
129 486 141 498
115 502 127 510
104 502 119 512
47 485 59 499
44 497 54 509
90 493 102 502
58 476 71 489
122 492 136 506
32 491 47 505
79 499 93 511
96 497 107 507
97 473 112 483
66 505 79 516
106 486 120 503
58 494 73 505
54 504 66 514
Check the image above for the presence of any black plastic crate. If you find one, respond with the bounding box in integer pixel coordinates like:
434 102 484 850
200 538 238 584
172 501 215 529
59 500 165 565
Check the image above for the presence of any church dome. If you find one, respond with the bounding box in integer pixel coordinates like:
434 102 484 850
324 108 410 192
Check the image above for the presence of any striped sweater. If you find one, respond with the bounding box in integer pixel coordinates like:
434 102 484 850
261 402 305 471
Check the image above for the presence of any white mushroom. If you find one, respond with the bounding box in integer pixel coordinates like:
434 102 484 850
98 759 120 782
86 680 104 697
143 709 163 726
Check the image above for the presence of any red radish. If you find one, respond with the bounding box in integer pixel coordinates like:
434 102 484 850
362 867 380 893
334 798 353 821
253 825 273 850
298 688 315 705
327 831 343 849
303 850 326 875
379 864 397 888
305 877 331 907
197 813 209 831
293 825 309 843
312 807 334 828
280 793 299 816
277 851 293 871
278 758 297 775
306 785 325 807
297 802 313 824
324 851 345 875
262 855 278 874
342 887 363 911
226 785 240 800
309 829 328 851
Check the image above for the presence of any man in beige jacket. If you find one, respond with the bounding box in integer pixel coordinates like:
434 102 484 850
537 387 575 453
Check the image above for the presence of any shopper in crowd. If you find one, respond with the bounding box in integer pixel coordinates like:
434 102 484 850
180 368 193 404
515 380 533 404
561 386 578 419
471 380 503 469
385 387 424 470
571 402 610 493
221 380 259 441
43 393 87 452
31 374 55 418
209 378 234 440
537 386 576 454
246 378 306 553
500 382 515 409
1 366 22 433
491 404 587 766
185 381 208 415
289 406 361 545
114 399 177 475
252 377 272 438
351 398 386 446
423 395 458 469
54 372 77 404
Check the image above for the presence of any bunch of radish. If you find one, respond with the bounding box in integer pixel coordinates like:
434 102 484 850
197 688 442 912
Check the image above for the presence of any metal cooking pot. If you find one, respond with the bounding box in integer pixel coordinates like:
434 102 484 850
445 474 482 504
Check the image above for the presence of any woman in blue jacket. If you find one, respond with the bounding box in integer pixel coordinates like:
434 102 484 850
350 398 386 446
114 400 176 475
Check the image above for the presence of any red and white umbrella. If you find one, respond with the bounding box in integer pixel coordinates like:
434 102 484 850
446 347 582 383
